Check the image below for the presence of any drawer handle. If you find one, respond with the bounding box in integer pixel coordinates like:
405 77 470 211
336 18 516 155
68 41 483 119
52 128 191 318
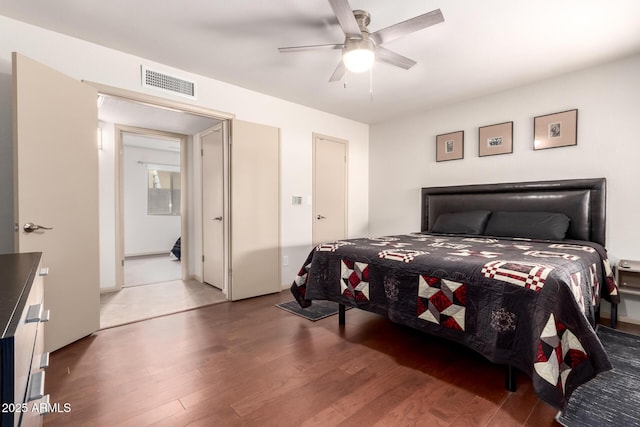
39 267 49 276
28 371 45 401
40 352 50 369
39 395 51 416
25 305 48 323
26 304 43 323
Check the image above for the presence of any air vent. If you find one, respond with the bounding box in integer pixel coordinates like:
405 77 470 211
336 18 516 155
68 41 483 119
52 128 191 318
141 66 196 99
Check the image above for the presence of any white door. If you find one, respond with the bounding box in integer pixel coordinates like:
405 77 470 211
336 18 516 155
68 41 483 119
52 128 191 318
312 134 348 245
13 53 100 352
230 120 280 300
202 126 225 289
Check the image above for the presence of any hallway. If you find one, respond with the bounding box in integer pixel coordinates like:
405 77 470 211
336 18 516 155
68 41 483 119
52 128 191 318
100 277 226 329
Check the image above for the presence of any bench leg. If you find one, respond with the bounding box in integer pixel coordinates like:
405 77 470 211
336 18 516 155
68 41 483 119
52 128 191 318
611 303 618 329
338 303 346 325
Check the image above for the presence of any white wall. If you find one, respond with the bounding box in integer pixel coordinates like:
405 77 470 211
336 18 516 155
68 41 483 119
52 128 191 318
0 15 369 288
369 53 640 322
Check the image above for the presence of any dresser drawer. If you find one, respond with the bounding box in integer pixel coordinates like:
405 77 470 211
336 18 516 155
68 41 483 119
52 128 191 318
0 254 47 427
12 275 44 421
20 305 49 427
27 270 47 378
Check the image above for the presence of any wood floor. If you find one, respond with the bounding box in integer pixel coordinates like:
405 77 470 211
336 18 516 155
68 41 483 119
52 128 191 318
44 291 628 426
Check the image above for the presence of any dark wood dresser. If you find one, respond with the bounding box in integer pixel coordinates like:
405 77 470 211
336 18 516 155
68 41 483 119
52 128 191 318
0 253 49 426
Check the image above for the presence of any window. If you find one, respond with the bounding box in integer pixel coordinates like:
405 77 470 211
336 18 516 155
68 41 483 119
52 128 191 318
147 166 180 216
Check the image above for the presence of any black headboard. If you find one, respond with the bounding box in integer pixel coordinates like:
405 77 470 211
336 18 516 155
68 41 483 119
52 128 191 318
421 178 606 246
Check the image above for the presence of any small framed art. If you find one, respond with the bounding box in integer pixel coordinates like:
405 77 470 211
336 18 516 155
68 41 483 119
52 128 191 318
478 121 513 157
436 130 464 162
534 109 577 150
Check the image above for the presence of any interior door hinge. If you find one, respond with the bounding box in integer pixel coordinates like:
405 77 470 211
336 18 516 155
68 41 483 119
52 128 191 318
201 148 204 156
202 255 205 262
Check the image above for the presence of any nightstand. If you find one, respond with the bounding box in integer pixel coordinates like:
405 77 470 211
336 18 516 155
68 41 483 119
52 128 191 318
616 259 640 296
609 259 640 329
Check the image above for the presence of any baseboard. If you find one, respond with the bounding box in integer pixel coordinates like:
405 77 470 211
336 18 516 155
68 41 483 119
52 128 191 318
601 314 640 326
125 252 171 259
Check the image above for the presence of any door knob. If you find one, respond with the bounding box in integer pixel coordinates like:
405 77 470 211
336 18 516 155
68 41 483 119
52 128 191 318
316 215 326 220
213 216 223 221
23 223 53 233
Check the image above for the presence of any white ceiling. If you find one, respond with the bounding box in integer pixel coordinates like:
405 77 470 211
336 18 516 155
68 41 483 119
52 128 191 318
122 133 181 153
99 95 221 135
2 0 640 124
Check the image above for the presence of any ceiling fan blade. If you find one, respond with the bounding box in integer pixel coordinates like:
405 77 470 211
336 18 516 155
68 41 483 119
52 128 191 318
329 61 346 82
278 43 343 53
328 0 362 39
375 46 417 70
370 9 444 45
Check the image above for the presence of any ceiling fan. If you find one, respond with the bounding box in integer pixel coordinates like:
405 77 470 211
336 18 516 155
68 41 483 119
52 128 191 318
278 0 444 82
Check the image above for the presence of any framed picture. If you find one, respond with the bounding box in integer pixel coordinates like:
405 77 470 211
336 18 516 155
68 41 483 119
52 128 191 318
436 130 464 162
478 121 513 157
534 109 577 150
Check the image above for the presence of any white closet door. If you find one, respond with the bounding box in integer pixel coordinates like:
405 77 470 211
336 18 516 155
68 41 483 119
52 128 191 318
312 134 348 246
202 127 225 289
230 120 280 300
13 53 100 352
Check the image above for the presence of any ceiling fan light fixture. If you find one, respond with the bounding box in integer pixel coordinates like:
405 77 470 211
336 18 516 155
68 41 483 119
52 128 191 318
343 38 375 73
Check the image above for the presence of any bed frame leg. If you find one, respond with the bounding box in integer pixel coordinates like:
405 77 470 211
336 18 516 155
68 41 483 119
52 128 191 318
505 365 517 392
610 303 618 329
338 304 346 325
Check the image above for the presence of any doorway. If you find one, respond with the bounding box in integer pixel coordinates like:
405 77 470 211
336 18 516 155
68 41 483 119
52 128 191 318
120 128 185 288
14 53 281 342
96 92 230 328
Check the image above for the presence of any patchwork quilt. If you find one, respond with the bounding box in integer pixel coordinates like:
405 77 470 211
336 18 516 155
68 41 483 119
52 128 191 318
290 232 620 409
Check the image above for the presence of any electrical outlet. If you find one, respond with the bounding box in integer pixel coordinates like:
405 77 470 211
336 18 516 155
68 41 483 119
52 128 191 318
283 255 289 266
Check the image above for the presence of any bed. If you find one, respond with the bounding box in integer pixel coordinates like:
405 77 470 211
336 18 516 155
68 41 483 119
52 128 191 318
290 178 619 410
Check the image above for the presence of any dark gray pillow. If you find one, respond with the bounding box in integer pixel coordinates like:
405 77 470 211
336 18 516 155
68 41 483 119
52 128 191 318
432 210 492 235
484 211 571 240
